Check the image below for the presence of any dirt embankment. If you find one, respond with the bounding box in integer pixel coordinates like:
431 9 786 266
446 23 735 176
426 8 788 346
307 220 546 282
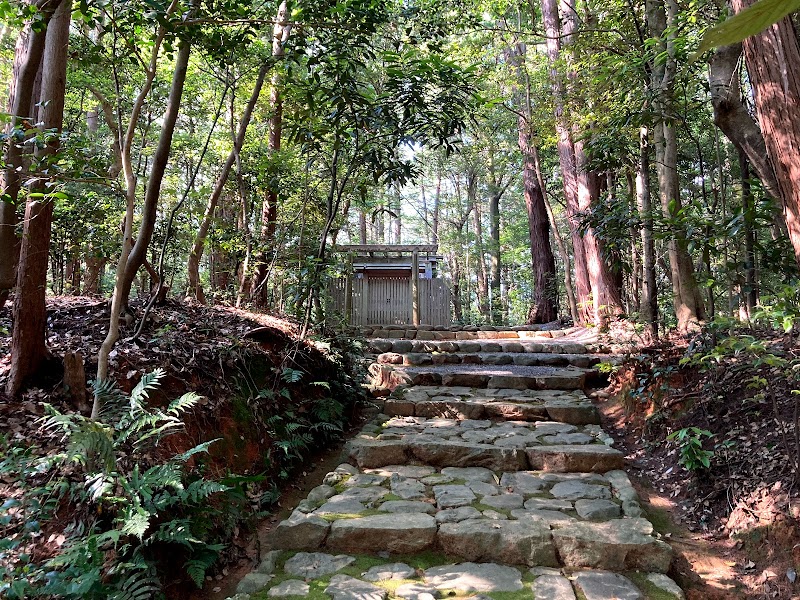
594 333 800 599
0 297 372 598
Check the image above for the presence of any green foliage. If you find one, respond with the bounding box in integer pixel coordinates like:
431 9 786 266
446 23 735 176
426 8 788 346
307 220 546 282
667 427 715 471
0 373 246 599
696 0 800 57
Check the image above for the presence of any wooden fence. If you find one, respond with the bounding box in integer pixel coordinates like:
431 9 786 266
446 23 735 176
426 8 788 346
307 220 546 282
327 277 451 326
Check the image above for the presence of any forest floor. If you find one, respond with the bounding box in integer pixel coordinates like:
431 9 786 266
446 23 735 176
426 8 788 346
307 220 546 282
597 331 800 599
2 301 800 598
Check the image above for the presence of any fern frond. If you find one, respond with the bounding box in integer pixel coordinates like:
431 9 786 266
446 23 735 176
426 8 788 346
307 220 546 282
109 569 160 600
166 392 202 416
185 545 224 588
175 439 220 463
130 369 166 405
93 378 130 424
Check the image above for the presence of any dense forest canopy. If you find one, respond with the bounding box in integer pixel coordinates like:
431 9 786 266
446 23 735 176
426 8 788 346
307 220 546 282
3 0 800 597
1 0 800 388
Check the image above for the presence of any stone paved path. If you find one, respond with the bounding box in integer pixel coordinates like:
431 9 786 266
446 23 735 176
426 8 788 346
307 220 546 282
228 326 684 600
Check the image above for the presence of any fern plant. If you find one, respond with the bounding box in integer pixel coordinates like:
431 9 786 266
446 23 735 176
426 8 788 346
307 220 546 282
1 371 239 599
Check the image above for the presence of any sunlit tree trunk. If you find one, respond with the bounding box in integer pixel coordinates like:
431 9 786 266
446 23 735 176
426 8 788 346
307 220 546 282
637 126 658 339
7 0 70 395
506 37 557 324
541 0 590 324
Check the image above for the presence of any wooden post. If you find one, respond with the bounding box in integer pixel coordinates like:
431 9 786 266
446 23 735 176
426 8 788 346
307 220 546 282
344 252 353 325
411 250 420 326
362 276 370 325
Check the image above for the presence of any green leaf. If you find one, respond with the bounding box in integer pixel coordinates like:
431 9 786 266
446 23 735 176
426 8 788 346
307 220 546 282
696 0 800 57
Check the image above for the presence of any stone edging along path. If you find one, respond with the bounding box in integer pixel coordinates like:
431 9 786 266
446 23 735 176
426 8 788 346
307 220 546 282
226 329 685 600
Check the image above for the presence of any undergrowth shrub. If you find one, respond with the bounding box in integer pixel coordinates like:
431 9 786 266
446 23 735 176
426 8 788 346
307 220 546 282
0 370 251 599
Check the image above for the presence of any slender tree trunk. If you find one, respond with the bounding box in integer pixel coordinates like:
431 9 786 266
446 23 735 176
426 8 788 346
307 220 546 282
359 210 367 243
7 0 70 395
625 170 642 313
730 0 800 271
468 172 490 320
186 62 269 302
647 0 704 333
637 126 658 339
251 0 291 306
432 172 441 245
740 149 758 315
487 148 503 324
95 0 179 416
119 41 191 306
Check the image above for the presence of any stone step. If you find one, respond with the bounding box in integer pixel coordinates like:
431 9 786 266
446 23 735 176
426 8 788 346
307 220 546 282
371 364 591 391
368 338 593 355
344 415 622 472
236 552 685 599
364 327 583 341
381 387 600 425
268 464 671 575
375 351 604 369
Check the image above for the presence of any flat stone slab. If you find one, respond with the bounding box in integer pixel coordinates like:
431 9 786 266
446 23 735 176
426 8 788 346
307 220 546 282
438 519 558 567
230 556 684 600
346 416 616 471
572 571 643 600
268 580 310 597
326 513 437 554
553 518 673 573
532 574 576 600
383 365 588 391
383 387 599 425
284 552 355 578
363 563 416 581
423 563 523 592
326 575 387 600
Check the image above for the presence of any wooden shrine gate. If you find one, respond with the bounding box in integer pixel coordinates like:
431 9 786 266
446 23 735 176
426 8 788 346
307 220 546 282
328 276 451 327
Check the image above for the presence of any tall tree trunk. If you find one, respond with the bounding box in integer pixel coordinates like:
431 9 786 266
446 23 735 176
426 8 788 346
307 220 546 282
625 171 642 313
540 0 591 324
359 210 367 243
506 37 558 324
251 0 291 306
186 62 269 302
119 41 191 306
7 0 70 395
487 148 504 325
390 187 401 244
467 171 490 320
432 172 441 245
730 0 800 271
708 42 780 200
575 139 624 326
0 6 50 308
646 0 704 333
740 149 758 316
520 121 557 324
637 126 658 339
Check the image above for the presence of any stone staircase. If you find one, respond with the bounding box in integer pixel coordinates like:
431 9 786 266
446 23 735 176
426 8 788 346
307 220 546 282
230 326 684 600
